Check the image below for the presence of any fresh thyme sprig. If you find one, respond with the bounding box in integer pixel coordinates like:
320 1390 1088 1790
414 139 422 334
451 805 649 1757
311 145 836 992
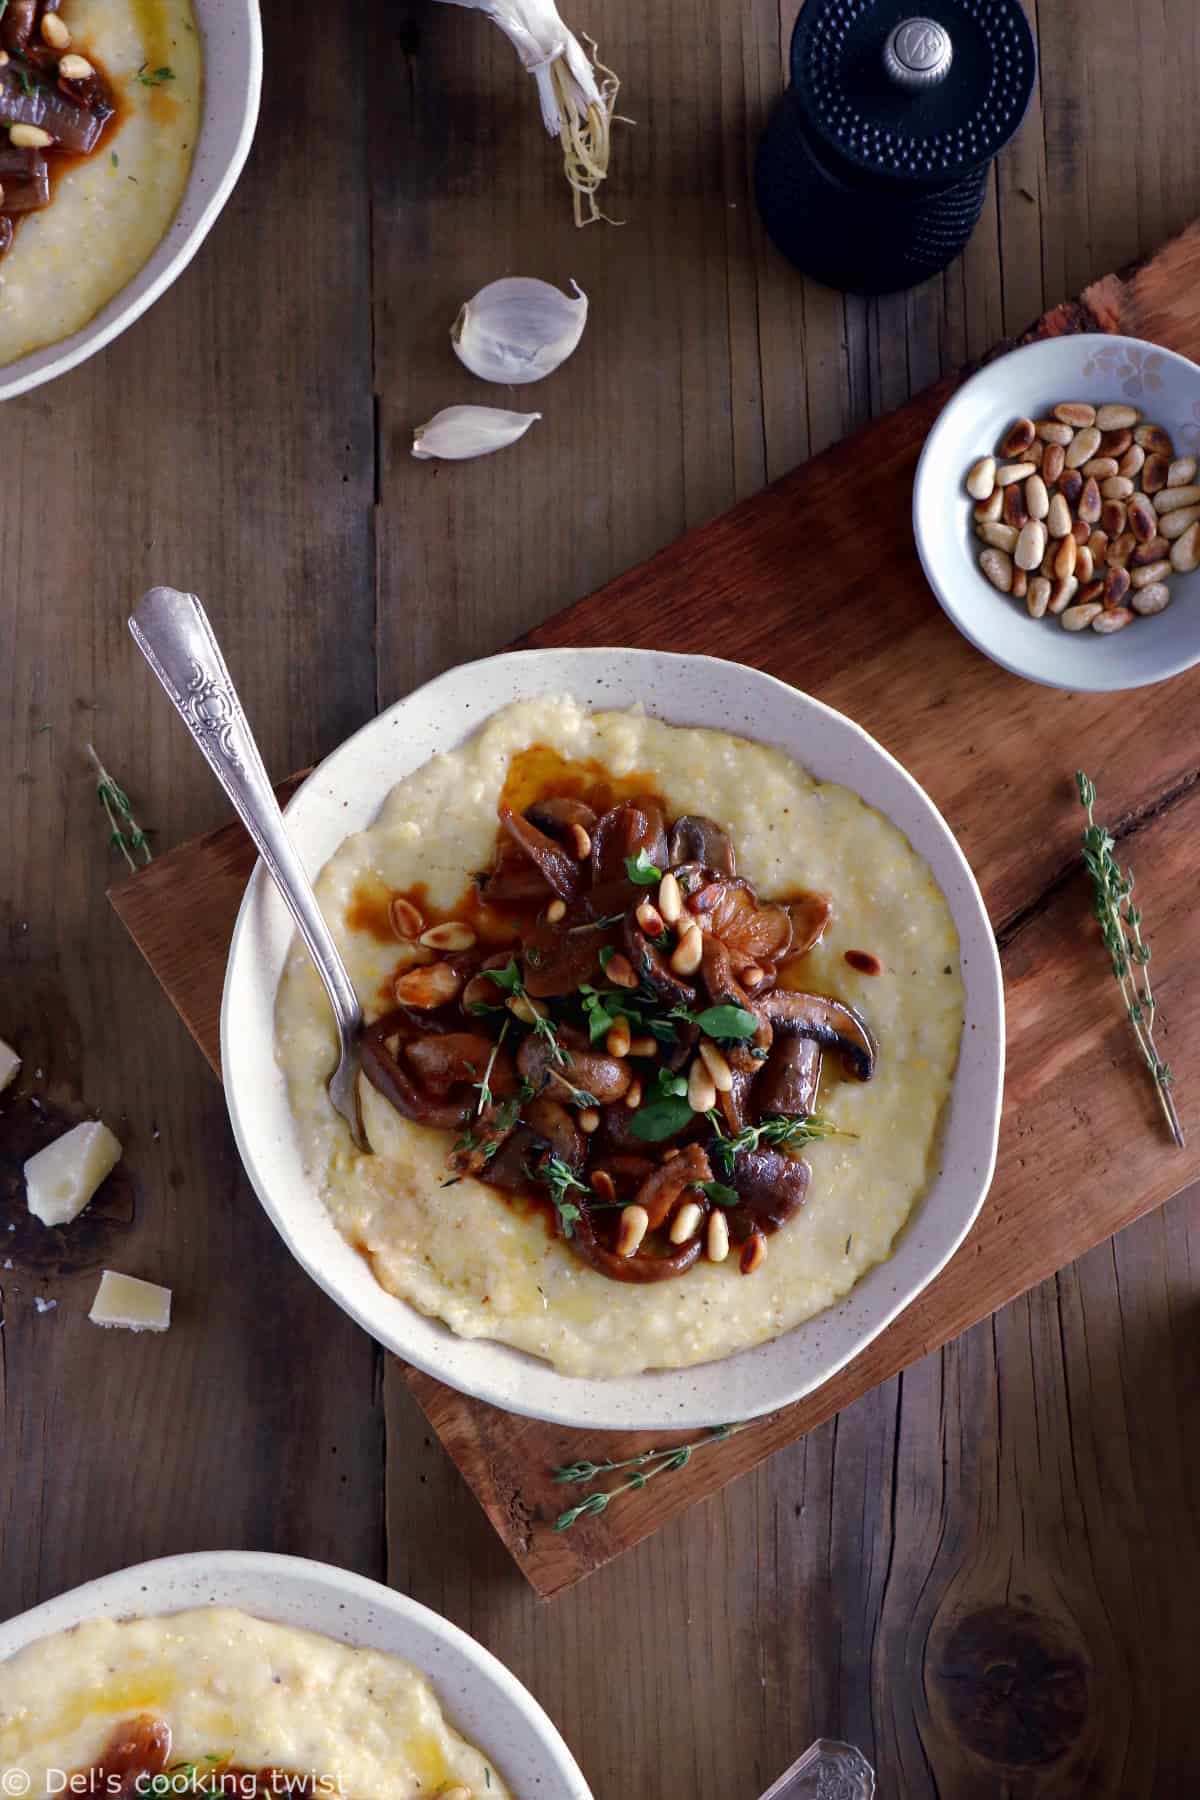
538 1154 590 1237
705 1110 852 1176
473 1019 510 1117
86 744 153 871
552 1424 745 1530
1076 771 1183 1147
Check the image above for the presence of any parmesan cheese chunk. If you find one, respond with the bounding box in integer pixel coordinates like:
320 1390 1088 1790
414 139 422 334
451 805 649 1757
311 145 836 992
24 1120 122 1227
0 1038 19 1093
89 1270 172 1333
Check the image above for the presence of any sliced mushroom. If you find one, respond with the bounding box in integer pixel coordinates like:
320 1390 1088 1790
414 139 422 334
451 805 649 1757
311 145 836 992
700 938 773 1072
784 891 834 958
686 875 792 965
726 1146 811 1234
714 1068 755 1133
623 912 697 1008
498 804 586 901
404 1032 512 1098
526 796 598 838
361 1016 471 1131
761 990 876 1080
517 1032 632 1103
567 1206 704 1282
590 797 669 886
522 918 613 998
524 1094 585 1170
753 1035 821 1118
629 1142 712 1228
668 815 735 875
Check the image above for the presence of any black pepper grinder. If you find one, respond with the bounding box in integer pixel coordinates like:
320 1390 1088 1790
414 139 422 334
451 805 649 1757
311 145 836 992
755 0 1037 296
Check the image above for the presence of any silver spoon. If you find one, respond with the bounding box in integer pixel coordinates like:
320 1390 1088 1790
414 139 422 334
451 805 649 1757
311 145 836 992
128 585 369 1151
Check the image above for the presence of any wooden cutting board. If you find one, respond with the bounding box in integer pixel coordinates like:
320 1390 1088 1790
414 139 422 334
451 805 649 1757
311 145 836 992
111 221 1200 1600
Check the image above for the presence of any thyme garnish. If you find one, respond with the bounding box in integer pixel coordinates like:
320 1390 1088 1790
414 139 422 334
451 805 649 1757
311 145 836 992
552 1424 745 1530
473 1019 509 1116
87 744 153 871
136 62 175 85
546 1066 599 1109
538 1154 590 1237
1076 771 1183 1146
705 1110 850 1175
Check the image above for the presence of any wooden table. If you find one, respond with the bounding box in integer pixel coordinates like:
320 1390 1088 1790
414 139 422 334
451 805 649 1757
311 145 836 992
4 2 1200 1795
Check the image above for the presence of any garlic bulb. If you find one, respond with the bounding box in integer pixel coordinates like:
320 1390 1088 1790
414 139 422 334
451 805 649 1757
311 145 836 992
434 0 620 225
411 405 541 461
452 278 588 385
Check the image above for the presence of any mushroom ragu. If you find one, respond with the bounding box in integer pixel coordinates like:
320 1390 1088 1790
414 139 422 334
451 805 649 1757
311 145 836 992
359 770 877 1283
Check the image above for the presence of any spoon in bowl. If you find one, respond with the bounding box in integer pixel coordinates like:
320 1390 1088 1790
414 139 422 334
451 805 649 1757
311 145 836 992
128 585 370 1152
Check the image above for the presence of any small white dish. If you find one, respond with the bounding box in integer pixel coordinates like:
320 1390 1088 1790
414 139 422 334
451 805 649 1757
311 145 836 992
914 333 1200 691
219 649 1004 1431
0 1550 591 1799
0 0 262 402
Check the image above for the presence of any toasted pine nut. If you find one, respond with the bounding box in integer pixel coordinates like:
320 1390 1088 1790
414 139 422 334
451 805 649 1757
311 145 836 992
1100 500 1127 539
636 899 665 937
628 1035 658 1057
1170 522 1200 572
1047 575 1078 615
1046 493 1072 539
1024 474 1049 520
698 1040 734 1092
687 1058 717 1113
998 417 1035 457
1168 456 1198 488
965 456 995 499
740 964 764 988
1135 425 1174 455
605 952 638 989
670 1200 703 1245
578 1107 601 1134
1041 441 1066 484
507 991 547 1025
994 461 1035 487
10 124 53 148
394 961 463 1008
978 548 1013 592
1061 602 1102 632
1131 559 1172 589
1160 504 1200 540
617 1204 649 1258
1132 534 1170 564
1014 519 1046 571
546 897 567 923
1074 547 1093 584
58 52 93 78
706 1210 730 1263
624 1077 643 1109
0 50 9 65
1142 453 1170 493
1054 402 1096 429
657 871 683 923
1080 457 1119 480
1026 576 1051 619
1096 402 1140 431
567 822 592 859
976 521 1018 553
740 1231 768 1275
1036 418 1073 445
1064 427 1101 468
974 487 1004 522
1117 444 1145 479
1077 477 1101 524
420 920 476 952
670 924 704 976
1092 607 1134 634
1132 583 1172 615
1154 484 1200 514
592 1169 617 1203
41 10 70 46
605 1018 632 1058
388 895 423 940
1103 565 1131 608
1100 475 1134 501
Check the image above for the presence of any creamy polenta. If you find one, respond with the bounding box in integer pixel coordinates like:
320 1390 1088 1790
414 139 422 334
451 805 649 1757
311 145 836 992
0 0 201 366
275 698 964 1379
0 1608 510 1800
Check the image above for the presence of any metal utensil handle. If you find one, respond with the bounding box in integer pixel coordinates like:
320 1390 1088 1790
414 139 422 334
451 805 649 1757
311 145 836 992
128 585 361 1038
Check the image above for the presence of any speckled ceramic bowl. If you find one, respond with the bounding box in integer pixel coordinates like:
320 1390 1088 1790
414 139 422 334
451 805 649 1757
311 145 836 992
221 650 1005 1431
0 0 262 401
0 1551 591 1799
915 334 1200 691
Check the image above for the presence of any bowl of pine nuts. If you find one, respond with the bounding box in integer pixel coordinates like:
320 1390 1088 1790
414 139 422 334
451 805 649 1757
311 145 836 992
913 334 1200 690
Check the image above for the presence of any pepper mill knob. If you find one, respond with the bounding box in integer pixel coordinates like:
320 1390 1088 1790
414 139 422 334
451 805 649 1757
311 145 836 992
883 17 954 88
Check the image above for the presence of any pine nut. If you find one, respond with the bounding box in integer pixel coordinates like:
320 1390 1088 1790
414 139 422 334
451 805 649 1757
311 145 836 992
1135 425 1174 455
977 521 1018 553
1024 474 1049 520
965 456 996 499
1071 519 1090 545
624 1077 643 1109
394 961 463 1008
1076 579 1105 607
1042 441 1066 484
546 898 567 923
1014 520 1046 571
670 924 704 976
1107 532 1135 565
1131 559 1172 589
1160 504 1200 540
507 991 548 1025
1126 494 1157 543
567 823 592 859
1100 428 1133 458
994 461 1035 486
1064 427 1101 468
1046 493 1072 538
657 871 683 923
1052 534 1076 581
1096 403 1140 431
706 1210 730 1263
1054 402 1096 428
628 1035 658 1057
41 10 70 46
1061 602 1102 631
1088 530 1109 564
1132 534 1169 564
420 920 476 952
974 488 1004 523
1142 453 1170 493
1047 576 1078 615
1168 457 1198 488
1002 483 1029 529
740 964 764 988
1100 500 1127 538
1170 522 1200 572
1077 477 1101 523
1103 566 1130 608
389 895 424 940
1011 568 1028 600
579 1107 601 1133
998 417 1036 457
687 1058 717 1114
1100 476 1134 501
698 1039 734 1092
605 1018 632 1058
10 124 53 147
1132 583 1172 615
740 1230 768 1275
636 899 665 937
605 952 638 989
1154 483 1200 514
1026 576 1051 619
1039 539 1057 578
978 548 1013 593
1036 418 1074 444
1058 469 1083 508
670 1201 703 1244
592 1170 617 1204
1092 607 1134 634
617 1204 649 1257
1075 546 1094 583
1117 445 1145 479
1081 458 1119 480
58 52 93 79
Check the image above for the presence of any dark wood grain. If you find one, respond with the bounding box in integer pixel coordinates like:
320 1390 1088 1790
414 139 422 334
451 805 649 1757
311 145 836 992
8 1 1200 1797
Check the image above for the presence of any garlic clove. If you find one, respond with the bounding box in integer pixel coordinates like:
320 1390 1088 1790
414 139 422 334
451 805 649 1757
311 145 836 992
411 405 542 461
451 277 588 384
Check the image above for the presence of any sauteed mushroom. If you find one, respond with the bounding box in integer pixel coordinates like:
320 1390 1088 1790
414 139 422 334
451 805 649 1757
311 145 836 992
762 990 877 1081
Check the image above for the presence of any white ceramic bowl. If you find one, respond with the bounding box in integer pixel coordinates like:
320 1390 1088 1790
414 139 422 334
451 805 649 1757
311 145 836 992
222 649 1005 1431
0 1551 591 1799
914 334 1200 691
0 0 262 401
